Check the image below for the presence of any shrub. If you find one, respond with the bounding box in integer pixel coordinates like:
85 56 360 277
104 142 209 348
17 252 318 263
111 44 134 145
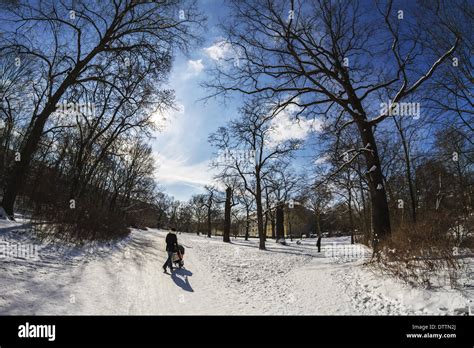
31 199 130 244
373 211 466 288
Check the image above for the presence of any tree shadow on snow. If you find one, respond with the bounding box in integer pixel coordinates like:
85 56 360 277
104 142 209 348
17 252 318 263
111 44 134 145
171 268 194 292
230 240 324 258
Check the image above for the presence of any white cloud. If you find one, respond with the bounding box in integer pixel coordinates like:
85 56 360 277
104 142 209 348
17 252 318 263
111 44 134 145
203 40 233 61
154 153 214 188
268 104 321 145
314 155 329 165
178 59 205 80
187 59 204 76
152 103 216 193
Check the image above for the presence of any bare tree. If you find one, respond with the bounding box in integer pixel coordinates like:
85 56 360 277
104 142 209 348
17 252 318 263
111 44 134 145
209 99 301 250
200 185 221 238
205 0 459 250
190 194 207 235
303 183 331 243
233 182 254 241
264 163 301 241
418 0 473 142
0 0 204 217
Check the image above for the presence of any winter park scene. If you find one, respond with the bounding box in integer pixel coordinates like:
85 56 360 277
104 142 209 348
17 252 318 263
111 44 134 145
0 0 473 317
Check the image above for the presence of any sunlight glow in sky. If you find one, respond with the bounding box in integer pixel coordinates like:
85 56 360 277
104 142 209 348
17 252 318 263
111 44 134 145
152 0 318 201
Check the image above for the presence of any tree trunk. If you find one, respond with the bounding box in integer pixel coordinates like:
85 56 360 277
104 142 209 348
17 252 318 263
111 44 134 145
245 209 250 241
455 158 469 218
1 107 52 217
223 186 232 243
1 49 98 217
348 192 355 245
275 203 284 240
264 186 270 240
271 212 276 239
358 172 370 242
263 211 268 241
395 118 417 223
207 209 212 238
0 118 13 174
255 174 265 250
355 120 391 250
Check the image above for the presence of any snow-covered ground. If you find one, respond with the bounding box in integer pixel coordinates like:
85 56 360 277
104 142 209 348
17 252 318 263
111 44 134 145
0 219 473 315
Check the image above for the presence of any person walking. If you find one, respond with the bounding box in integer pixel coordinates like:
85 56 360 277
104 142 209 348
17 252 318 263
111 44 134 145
163 228 178 273
316 235 322 253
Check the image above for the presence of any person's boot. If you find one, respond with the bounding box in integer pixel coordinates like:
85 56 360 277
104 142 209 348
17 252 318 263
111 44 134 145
163 265 167 273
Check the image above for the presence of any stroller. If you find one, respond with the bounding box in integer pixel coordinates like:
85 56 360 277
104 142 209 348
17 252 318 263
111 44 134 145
172 244 185 268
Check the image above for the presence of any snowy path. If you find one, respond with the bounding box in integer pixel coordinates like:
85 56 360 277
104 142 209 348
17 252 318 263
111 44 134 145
1 226 233 315
1 221 472 315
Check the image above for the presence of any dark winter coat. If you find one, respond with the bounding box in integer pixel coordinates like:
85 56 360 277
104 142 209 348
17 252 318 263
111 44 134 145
165 233 178 252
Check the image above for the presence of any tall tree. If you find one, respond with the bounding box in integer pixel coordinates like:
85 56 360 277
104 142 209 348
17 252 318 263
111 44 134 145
0 0 203 217
234 182 254 241
200 185 221 238
264 163 301 241
209 100 302 250
205 0 459 250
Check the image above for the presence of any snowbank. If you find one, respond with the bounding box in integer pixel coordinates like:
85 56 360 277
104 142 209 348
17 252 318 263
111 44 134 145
0 223 472 315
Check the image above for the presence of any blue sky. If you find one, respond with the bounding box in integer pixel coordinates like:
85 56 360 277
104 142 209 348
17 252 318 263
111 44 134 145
152 0 319 201
151 0 237 201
